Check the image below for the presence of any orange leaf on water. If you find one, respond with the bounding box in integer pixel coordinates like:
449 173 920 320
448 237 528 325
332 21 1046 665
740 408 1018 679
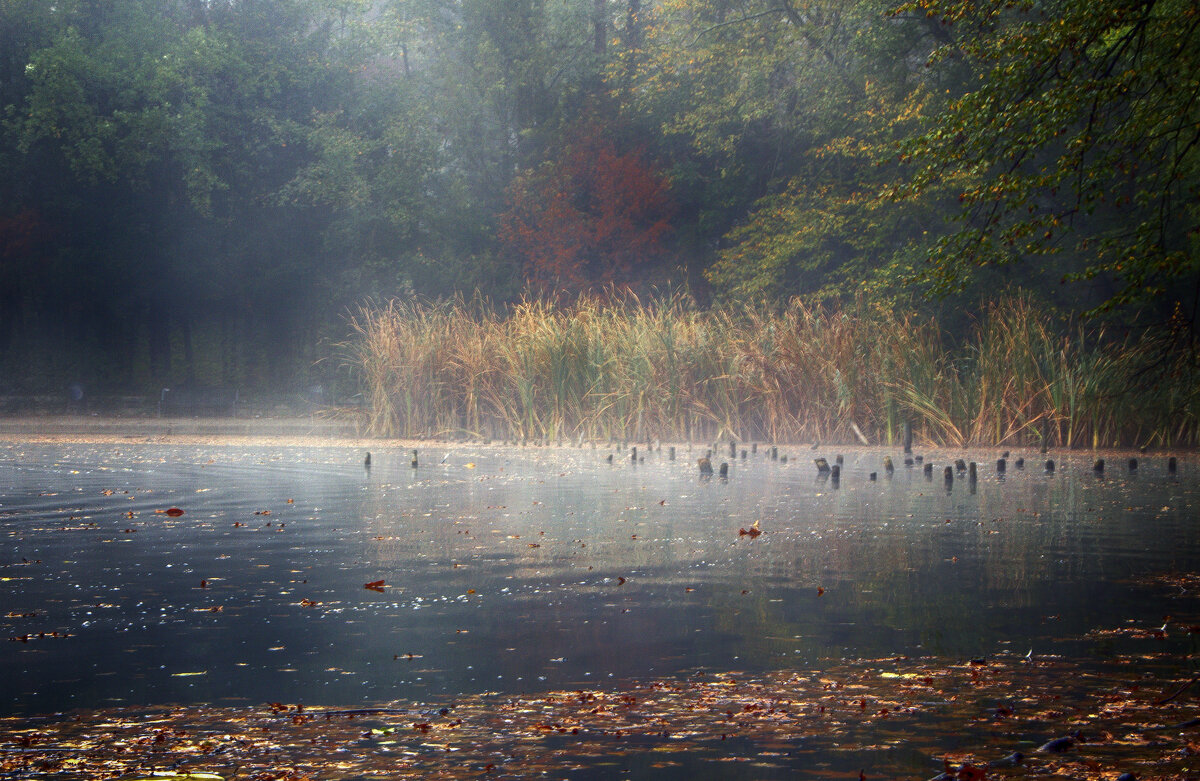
164 507 184 517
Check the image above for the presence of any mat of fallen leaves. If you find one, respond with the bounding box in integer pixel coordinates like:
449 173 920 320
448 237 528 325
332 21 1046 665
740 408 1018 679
5 646 1200 780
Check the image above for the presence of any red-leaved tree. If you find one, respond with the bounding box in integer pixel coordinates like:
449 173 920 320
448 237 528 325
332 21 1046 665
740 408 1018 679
500 125 676 295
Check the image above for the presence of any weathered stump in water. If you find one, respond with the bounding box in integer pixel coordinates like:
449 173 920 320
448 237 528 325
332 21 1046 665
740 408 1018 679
1045 459 1055 473
903 421 912 454
923 462 934 478
718 462 729 478
1169 456 1177 473
364 452 371 468
996 458 1006 474
944 466 953 484
969 462 977 482
698 457 713 476
1015 457 1024 469
831 464 840 488
814 458 831 474
411 449 418 469
631 447 637 463
1128 457 1138 471
883 456 894 475
668 446 676 460
955 459 967 472
1094 458 1105 473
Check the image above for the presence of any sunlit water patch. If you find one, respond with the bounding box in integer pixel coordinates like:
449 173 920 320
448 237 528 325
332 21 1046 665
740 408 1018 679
1 442 1197 726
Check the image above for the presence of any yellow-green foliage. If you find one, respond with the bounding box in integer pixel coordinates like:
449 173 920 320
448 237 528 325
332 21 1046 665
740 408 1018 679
348 293 1199 448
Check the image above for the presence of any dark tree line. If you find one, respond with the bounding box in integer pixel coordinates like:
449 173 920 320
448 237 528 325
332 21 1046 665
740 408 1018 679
1 0 1196 398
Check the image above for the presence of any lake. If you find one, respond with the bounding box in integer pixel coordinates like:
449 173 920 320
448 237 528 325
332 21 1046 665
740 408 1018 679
2 441 1197 776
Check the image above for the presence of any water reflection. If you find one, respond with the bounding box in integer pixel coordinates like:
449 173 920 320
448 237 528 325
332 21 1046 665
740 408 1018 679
1 443 1195 717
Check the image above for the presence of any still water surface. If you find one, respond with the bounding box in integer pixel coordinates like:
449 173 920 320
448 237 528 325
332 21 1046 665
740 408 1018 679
1 443 1196 718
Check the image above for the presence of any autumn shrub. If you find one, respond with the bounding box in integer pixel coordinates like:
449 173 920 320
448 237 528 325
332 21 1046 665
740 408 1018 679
347 293 1199 447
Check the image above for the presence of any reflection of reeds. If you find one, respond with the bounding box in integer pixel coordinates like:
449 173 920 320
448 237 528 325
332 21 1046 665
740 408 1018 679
347 292 1199 447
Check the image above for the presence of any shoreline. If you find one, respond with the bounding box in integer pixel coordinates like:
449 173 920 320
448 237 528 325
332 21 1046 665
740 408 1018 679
0 414 376 447
0 415 1191 458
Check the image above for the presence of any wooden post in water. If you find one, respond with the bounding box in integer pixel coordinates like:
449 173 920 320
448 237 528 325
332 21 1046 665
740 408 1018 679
668 446 676 460
1093 458 1105 473
1169 456 1177 473
903 421 912 454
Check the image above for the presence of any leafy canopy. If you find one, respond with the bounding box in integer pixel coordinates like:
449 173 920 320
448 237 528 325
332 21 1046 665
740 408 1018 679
890 0 1200 320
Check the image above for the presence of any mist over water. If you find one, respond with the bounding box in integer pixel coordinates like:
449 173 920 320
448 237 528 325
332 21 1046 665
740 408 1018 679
1 443 1196 718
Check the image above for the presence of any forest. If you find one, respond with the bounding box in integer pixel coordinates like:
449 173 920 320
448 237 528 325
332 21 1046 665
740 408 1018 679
1 0 1197 443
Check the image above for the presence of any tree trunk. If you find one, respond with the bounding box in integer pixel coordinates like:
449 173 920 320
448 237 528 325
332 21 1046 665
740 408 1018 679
592 0 607 56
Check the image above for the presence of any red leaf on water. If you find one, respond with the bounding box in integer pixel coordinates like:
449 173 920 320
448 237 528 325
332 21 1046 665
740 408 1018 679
957 764 987 781
364 580 386 592
165 508 184 517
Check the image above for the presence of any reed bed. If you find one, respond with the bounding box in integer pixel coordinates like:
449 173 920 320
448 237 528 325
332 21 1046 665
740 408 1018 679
346 293 1200 448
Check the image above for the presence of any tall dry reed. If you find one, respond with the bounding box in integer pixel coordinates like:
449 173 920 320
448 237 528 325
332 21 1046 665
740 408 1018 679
345 293 1199 447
